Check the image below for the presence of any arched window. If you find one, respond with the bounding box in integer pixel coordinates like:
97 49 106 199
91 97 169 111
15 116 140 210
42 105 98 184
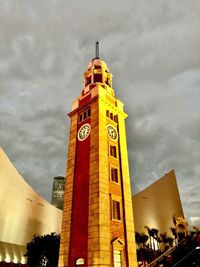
114 250 122 267
75 258 84 265
85 76 91 86
94 74 102 83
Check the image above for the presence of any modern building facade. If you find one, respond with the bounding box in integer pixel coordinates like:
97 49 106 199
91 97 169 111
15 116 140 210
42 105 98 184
132 170 184 237
51 176 65 210
0 147 62 265
59 53 137 267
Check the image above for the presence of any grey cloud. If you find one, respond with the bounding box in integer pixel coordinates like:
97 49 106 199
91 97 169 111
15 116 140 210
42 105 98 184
0 0 200 223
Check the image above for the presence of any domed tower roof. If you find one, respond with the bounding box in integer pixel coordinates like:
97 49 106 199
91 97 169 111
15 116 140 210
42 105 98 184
82 42 114 96
87 58 109 71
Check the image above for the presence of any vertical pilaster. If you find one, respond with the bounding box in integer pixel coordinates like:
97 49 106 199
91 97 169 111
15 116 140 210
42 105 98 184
59 114 78 267
88 100 100 266
118 112 137 267
98 95 111 266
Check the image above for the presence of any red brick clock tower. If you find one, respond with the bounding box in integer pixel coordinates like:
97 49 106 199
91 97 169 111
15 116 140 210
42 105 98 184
58 46 137 267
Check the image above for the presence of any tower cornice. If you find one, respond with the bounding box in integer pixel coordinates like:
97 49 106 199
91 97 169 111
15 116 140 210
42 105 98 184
68 84 127 119
68 95 98 117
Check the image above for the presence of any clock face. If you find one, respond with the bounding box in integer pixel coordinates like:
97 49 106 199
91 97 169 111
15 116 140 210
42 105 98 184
107 124 118 141
78 123 91 141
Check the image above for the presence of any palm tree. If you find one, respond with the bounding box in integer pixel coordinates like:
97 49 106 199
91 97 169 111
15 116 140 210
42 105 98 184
166 237 174 247
160 233 174 251
135 232 149 264
141 233 149 248
155 236 162 251
144 226 154 251
144 227 160 251
160 232 168 251
135 232 143 249
144 226 160 261
151 228 159 251
170 226 177 245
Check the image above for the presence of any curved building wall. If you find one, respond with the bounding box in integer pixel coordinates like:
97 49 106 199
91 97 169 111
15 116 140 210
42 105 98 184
132 170 184 237
0 147 62 264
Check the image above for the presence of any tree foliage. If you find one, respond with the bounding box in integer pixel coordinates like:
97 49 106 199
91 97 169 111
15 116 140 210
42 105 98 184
136 221 200 266
25 232 60 267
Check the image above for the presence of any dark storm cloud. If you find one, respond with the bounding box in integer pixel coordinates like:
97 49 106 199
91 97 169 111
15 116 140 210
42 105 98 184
0 0 200 225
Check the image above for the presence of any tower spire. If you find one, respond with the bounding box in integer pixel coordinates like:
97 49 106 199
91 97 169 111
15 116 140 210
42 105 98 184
95 41 99 59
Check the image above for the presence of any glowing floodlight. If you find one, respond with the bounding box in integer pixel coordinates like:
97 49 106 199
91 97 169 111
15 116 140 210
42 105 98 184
5 255 11 263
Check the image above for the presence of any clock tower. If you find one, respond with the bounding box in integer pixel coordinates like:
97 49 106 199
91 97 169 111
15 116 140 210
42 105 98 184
59 47 137 267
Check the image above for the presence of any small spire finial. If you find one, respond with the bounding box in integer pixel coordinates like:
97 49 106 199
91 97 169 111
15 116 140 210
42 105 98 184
95 41 99 59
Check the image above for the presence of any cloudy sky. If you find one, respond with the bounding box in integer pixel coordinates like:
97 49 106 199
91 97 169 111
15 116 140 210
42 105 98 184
0 0 199 226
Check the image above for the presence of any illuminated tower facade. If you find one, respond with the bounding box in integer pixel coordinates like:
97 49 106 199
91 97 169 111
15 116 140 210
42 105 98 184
59 48 137 267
